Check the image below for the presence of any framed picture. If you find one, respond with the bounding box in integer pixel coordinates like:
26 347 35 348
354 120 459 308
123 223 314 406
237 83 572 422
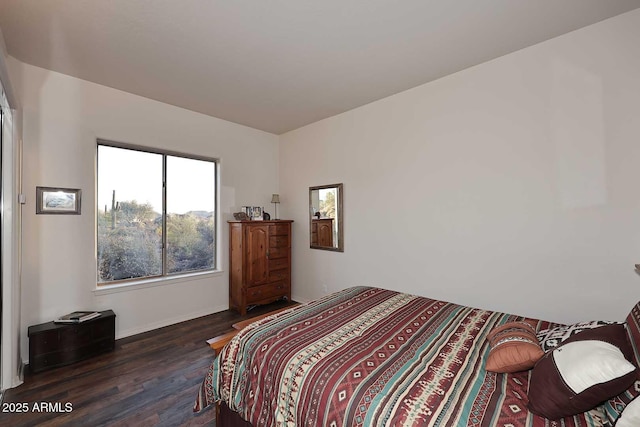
36 186 82 215
249 206 263 221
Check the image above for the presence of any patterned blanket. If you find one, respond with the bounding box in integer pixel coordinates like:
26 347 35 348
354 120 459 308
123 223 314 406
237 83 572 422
195 287 605 426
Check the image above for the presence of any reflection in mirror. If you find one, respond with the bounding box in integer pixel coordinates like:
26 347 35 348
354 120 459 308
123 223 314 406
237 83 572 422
309 183 343 252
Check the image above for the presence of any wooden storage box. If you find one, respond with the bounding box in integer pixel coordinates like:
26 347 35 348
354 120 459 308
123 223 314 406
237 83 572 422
28 310 116 373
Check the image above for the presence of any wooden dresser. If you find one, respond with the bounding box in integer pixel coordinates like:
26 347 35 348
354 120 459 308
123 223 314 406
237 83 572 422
311 218 334 247
229 220 293 315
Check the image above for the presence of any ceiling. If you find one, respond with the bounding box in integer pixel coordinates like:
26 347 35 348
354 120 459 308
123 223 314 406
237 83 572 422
1 1 639 135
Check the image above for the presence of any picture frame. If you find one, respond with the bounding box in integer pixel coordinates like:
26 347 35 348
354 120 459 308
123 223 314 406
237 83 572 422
249 206 263 221
240 205 264 221
36 186 82 215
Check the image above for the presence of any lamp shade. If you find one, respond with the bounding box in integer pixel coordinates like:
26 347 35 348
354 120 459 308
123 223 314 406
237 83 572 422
271 194 280 204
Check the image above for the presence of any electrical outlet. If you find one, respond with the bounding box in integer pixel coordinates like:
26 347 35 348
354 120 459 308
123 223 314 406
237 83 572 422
322 283 328 293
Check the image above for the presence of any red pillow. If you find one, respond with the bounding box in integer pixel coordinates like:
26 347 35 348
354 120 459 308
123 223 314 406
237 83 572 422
485 321 543 373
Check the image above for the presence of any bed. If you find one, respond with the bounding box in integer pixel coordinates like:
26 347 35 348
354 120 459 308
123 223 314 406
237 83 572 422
194 286 640 426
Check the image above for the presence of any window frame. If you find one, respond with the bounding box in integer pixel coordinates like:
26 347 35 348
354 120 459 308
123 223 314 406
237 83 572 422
96 139 219 286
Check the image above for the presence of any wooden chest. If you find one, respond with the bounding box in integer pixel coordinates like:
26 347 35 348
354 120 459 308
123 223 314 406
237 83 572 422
28 310 116 373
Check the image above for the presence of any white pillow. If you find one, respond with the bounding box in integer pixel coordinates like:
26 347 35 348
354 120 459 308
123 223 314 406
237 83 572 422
553 340 636 394
616 397 640 427
536 320 617 352
527 324 638 420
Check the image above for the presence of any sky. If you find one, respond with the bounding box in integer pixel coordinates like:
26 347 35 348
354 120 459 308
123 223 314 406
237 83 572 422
97 145 216 215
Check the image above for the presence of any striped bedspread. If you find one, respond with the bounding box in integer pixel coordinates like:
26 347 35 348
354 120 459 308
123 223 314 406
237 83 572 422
195 287 605 426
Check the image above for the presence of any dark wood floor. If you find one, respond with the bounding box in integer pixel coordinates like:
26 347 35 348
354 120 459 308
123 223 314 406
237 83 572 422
0 300 295 427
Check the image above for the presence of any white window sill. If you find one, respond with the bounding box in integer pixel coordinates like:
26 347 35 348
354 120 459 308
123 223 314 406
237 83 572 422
93 270 224 296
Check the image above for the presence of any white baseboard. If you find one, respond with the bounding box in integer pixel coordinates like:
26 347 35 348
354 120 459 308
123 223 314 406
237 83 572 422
115 304 228 340
291 293 311 304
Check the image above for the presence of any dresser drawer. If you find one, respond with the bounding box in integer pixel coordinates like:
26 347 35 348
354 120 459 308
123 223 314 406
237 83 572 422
269 257 288 271
59 324 93 349
270 224 290 236
269 268 289 282
92 317 115 337
269 247 288 259
246 282 288 304
29 330 60 355
269 235 289 248
31 353 63 372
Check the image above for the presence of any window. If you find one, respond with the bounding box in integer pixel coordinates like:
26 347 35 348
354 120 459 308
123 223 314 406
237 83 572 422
97 142 217 284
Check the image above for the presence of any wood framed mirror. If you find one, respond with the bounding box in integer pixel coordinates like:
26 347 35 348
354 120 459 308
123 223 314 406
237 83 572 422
309 183 343 252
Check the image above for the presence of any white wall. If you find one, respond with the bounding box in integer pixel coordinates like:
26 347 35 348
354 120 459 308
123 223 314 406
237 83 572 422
10 59 280 359
280 9 640 325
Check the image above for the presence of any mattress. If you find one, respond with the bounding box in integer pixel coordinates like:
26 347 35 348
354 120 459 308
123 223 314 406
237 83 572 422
195 286 609 426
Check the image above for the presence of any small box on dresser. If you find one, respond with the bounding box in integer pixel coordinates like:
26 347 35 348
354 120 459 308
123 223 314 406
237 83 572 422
28 310 116 373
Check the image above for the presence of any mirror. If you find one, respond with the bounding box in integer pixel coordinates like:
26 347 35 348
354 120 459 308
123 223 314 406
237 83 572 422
309 183 343 252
